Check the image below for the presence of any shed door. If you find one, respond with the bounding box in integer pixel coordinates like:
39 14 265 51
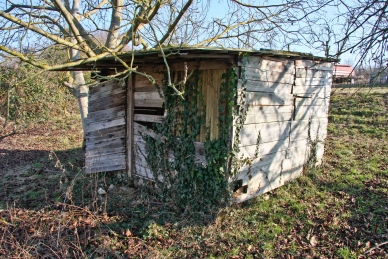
84 80 127 174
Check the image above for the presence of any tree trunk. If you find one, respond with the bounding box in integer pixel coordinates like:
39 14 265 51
69 45 88 138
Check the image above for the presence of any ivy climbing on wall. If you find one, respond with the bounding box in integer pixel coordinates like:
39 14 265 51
142 66 247 212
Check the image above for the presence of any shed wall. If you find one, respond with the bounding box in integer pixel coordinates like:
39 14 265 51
234 57 333 202
85 80 127 173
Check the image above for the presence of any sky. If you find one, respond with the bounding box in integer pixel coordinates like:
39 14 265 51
206 0 355 64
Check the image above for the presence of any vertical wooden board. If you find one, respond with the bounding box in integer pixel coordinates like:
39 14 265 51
314 142 325 166
201 69 225 141
127 76 134 178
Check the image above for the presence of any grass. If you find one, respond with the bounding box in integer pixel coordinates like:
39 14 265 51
0 87 387 258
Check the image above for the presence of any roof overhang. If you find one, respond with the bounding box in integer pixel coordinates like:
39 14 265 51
54 47 339 72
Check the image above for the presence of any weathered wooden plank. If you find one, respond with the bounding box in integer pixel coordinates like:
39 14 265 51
245 105 293 115
200 69 224 141
194 142 205 156
135 73 163 87
244 91 293 106
86 137 126 151
135 92 164 99
294 97 330 107
293 89 331 99
134 85 160 92
296 68 333 78
240 56 295 73
86 106 125 125
294 76 332 87
238 138 290 159
314 142 325 166
85 147 126 157
133 122 160 139
85 154 126 173
294 105 329 120
134 92 164 108
292 84 332 95
170 60 232 71
239 79 292 93
88 94 126 112
239 121 290 146
86 125 125 138
134 114 165 123
86 118 126 133
85 164 126 174
89 80 124 95
295 60 334 70
244 68 294 84
289 118 328 141
134 164 154 179
127 76 134 178
244 112 292 124
89 86 125 102
238 149 287 173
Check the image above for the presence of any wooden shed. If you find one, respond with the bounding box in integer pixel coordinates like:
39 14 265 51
74 47 335 203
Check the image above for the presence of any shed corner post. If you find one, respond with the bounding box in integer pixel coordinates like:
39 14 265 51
126 74 135 178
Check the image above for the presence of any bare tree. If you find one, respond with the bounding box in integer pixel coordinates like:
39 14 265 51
3 0 382 133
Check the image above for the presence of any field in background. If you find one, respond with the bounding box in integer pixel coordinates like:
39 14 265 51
0 86 387 258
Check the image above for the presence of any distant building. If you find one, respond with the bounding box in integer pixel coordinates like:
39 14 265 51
333 64 356 84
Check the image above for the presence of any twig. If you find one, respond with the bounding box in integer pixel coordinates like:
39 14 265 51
364 241 388 254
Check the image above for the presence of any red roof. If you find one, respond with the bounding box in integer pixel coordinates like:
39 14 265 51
334 65 356 77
